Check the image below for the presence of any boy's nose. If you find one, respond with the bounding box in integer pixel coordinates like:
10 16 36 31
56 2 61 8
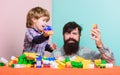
43 24 46 27
44 21 47 24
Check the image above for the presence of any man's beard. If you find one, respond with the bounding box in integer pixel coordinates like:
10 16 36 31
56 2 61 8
63 38 79 55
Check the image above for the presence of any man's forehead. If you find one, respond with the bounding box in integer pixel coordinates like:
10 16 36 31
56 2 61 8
71 28 79 32
64 27 79 33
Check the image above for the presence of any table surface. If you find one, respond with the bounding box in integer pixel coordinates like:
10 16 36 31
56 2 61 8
0 66 120 75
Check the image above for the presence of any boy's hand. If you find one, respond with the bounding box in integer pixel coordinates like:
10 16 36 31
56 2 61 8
43 30 54 37
43 25 54 37
50 44 57 50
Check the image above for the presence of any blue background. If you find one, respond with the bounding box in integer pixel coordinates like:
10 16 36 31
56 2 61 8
52 0 120 65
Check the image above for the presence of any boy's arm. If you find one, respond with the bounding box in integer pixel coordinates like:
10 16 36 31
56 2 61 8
32 34 49 44
45 44 53 52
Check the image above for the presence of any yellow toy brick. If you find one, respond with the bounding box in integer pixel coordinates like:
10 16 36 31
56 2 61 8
74 56 85 62
24 52 39 59
82 60 92 69
8 60 13 66
65 61 72 68
56 60 65 69
94 59 101 65
26 64 33 68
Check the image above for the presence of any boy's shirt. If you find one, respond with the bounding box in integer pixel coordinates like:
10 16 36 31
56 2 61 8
23 28 48 56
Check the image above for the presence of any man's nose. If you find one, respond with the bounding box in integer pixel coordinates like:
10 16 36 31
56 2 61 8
69 33 74 38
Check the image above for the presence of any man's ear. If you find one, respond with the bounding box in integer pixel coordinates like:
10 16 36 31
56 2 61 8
79 35 81 38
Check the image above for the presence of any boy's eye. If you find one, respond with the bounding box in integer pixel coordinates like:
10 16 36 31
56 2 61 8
43 19 47 22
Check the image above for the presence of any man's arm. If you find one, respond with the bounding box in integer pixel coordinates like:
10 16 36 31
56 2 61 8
97 45 115 64
91 24 115 64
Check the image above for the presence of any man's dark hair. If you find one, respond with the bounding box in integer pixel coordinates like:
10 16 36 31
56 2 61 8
63 21 82 36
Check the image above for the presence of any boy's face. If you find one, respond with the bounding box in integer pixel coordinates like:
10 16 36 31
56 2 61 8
33 16 48 31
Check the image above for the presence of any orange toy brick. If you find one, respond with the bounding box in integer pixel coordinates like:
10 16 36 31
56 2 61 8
93 24 98 29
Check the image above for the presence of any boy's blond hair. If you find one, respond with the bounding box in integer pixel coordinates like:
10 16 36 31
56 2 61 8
26 7 50 28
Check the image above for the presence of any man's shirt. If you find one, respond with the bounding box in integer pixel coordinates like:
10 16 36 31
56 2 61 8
51 45 114 64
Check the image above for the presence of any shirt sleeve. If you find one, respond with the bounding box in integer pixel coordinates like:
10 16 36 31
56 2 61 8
26 28 49 44
78 46 115 64
45 44 53 52
25 29 34 42
97 45 115 64
32 34 49 44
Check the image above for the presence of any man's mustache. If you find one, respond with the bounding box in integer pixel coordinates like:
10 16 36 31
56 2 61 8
65 38 77 43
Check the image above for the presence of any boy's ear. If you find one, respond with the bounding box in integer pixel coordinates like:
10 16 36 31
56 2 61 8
31 18 37 23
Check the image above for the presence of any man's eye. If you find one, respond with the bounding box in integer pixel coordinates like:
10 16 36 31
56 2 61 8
65 32 70 35
73 33 77 35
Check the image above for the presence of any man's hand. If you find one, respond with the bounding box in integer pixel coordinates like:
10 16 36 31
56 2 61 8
91 24 103 48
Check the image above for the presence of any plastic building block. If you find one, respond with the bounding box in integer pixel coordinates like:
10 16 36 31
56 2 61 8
94 59 101 65
101 59 106 64
0 57 8 65
50 61 58 68
10 56 18 64
24 52 38 59
74 56 85 62
43 25 54 35
100 64 105 68
56 60 65 69
0 62 5 66
82 60 91 69
65 61 72 68
14 64 26 68
105 63 113 68
1 51 113 69
10 64 14 68
65 57 70 62
93 24 98 29
36 56 42 68
89 63 94 69
71 61 83 68
91 24 98 38
44 25 52 31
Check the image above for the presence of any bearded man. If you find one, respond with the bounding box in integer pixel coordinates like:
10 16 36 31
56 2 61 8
51 21 114 64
